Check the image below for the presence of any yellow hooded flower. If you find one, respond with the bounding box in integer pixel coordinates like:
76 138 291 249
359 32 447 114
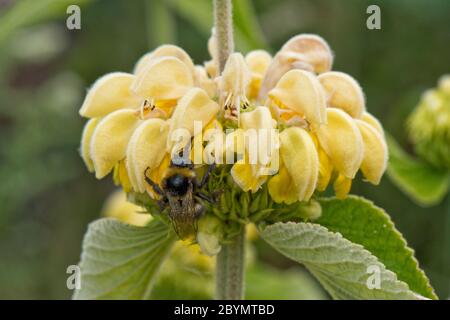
229 107 279 193
259 34 333 99
126 118 169 193
268 127 319 204
318 71 366 118
79 72 140 118
89 109 141 179
268 69 327 127
166 88 219 158
219 53 252 121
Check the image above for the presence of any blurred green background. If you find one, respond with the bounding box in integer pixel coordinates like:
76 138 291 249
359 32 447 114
0 0 449 299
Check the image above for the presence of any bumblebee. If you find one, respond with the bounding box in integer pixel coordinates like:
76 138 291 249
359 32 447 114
144 158 216 239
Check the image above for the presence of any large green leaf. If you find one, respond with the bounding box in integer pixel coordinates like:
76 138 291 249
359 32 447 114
317 196 437 299
73 218 175 300
386 134 450 206
260 222 425 300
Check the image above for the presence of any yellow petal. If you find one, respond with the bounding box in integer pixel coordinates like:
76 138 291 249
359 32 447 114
333 173 352 199
361 112 384 136
269 69 327 126
269 127 319 204
220 53 251 97
267 162 299 204
113 159 132 193
316 108 363 178
167 88 219 152
240 107 278 166
80 118 100 172
318 71 365 118
246 50 272 75
194 65 217 98
259 34 333 99
126 118 169 193
131 56 194 101
310 133 333 192
90 109 141 179
231 157 267 193
79 72 139 118
356 119 388 184
245 50 272 100
240 106 276 130
134 44 195 77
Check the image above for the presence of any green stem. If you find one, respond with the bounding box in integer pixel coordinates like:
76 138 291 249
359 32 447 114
213 0 244 300
215 226 246 300
213 0 234 73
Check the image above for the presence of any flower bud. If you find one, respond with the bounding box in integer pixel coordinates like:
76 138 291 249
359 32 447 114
197 215 223 256
318 71 365 118
79 72 139 118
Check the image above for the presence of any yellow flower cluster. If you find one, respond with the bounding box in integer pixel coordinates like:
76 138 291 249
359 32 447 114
79 33 388 206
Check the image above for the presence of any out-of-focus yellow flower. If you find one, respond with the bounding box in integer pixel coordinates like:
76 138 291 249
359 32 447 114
408 75 450 169
102 190 151 226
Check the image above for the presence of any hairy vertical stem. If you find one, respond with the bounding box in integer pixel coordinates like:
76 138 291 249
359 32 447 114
213 0 234 73
213 0 244 300
215 227 246 300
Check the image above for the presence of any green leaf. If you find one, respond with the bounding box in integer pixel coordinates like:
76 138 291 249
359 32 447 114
317 196 437 299
246 264 327 300
386 133 450 206
260 222 425 300
232 0 267 50
73 218 175 300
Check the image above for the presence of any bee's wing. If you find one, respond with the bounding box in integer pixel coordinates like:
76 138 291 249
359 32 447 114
168 186 197 238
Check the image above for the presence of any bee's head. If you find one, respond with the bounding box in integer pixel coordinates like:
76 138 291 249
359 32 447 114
164 173 190 196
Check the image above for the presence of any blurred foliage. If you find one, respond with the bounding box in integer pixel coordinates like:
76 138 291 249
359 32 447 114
0 0 449 299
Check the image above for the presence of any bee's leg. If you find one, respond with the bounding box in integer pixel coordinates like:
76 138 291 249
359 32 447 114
157 197 168 211
196 192 214 204
198 163 216 188
144 167 164 196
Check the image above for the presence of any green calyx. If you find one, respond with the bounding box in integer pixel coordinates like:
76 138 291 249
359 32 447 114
126 164 323 244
